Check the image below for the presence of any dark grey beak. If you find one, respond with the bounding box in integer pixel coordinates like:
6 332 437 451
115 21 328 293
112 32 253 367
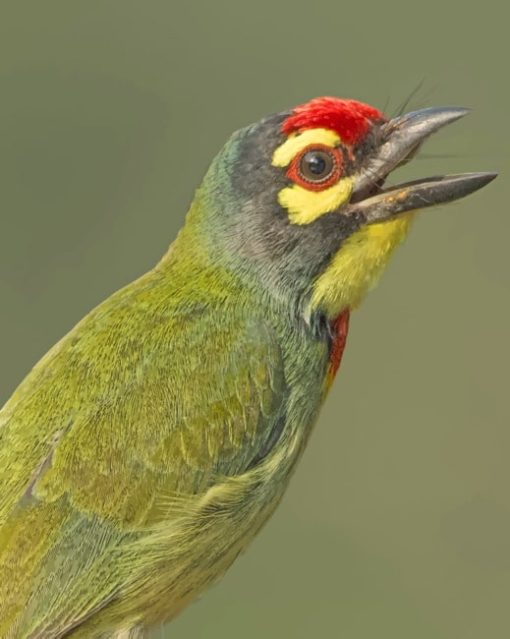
346 107 497 223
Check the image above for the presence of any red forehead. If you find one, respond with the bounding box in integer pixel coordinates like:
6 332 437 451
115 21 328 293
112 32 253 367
282 97 385 145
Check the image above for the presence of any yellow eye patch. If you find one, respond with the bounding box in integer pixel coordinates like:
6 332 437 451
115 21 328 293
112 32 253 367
278 178 353 225
272 127 352 225
272 128 341 167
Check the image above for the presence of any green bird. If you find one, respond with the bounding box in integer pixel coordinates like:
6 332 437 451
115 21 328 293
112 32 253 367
0 97 496 638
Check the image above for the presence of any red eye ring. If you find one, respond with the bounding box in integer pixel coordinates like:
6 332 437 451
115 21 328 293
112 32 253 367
287 144 343 192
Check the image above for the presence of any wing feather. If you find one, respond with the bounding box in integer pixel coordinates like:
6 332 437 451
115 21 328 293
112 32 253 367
0 273 286 636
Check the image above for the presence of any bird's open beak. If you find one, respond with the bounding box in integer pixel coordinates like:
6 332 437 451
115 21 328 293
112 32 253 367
346 107 497 223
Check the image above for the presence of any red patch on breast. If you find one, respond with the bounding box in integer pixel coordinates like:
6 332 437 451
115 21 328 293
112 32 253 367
327 309 350 384
282 97 385 146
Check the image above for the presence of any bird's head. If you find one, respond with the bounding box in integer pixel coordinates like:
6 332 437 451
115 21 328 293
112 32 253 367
177 97 496 322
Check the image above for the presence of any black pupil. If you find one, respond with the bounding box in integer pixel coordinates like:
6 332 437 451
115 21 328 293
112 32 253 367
306 152 327 175
300 150 334 182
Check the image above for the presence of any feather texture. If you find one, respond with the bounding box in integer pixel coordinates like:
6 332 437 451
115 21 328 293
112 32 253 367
0 243 330 637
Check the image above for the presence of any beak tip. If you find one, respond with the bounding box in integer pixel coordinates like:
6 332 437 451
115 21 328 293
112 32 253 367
470 170 498 190
449 106 472 122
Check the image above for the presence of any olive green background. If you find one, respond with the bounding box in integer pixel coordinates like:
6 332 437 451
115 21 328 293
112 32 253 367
0 1 508 637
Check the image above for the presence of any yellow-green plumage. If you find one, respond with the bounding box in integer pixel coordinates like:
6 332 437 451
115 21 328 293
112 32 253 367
0 196 330 637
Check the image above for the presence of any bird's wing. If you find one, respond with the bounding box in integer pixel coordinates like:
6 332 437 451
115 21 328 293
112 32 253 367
0 283 287 637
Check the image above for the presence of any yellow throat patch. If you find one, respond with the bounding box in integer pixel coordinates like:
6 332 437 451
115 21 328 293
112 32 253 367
309 213 414 319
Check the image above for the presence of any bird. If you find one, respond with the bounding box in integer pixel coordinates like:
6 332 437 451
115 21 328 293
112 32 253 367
0 96 496 638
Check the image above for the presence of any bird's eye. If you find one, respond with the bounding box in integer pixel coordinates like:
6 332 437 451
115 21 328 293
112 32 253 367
299 150 335 182
287 144 343 191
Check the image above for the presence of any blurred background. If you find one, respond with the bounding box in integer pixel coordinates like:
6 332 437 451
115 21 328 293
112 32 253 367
0 1 508 637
